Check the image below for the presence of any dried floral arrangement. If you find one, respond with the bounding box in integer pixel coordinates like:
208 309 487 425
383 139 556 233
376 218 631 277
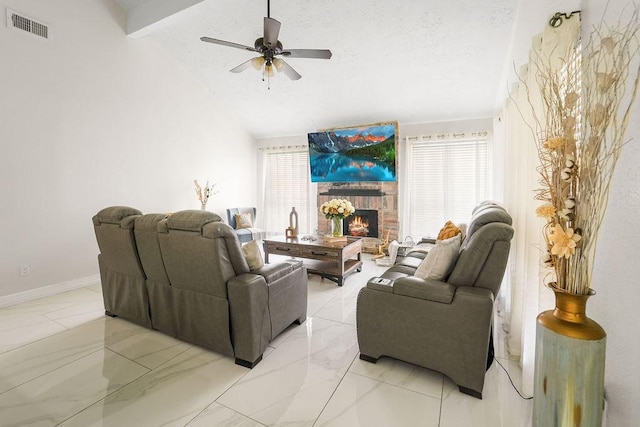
194 180 218 207
520 9 640 294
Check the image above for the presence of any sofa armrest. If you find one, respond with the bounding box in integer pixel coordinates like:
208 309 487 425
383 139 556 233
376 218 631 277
261 265 307 338
449 286 496 349
452 286 495 305
392 277 456 304
367 277 394 293
227 273 270 364
251 262 301 284
227 264 307 365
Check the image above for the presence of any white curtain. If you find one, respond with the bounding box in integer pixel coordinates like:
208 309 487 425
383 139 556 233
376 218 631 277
494 15 580 395
258 144 317 236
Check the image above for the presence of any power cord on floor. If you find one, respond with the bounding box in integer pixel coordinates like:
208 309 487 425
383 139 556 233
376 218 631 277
494 358 533 400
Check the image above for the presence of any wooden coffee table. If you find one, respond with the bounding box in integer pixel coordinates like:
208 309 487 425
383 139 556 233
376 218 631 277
263 235 363 286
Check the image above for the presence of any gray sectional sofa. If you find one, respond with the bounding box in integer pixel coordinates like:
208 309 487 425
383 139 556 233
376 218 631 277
356 203 514 399
92 206 308 368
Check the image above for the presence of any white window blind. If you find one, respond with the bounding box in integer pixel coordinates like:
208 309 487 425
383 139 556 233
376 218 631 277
406 133 488 238
262 148 316 235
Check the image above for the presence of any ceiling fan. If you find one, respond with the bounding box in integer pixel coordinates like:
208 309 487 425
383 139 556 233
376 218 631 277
200 0 332 82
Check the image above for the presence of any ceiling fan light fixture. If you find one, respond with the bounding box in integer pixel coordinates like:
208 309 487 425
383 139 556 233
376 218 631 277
272 57 284 72
251 56 265 70
200 0 332 84
264 62 276 78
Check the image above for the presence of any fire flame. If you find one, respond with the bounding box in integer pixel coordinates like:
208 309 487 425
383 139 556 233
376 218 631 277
348 215 370 236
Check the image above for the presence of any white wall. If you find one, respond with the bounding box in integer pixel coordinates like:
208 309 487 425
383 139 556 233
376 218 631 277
581 2 640 425
0 0 257 298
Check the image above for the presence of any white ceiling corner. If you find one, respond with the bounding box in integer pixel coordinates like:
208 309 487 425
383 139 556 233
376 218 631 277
114 0 519 138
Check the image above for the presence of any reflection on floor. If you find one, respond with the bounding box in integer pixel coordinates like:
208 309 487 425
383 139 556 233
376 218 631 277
0 254 532 426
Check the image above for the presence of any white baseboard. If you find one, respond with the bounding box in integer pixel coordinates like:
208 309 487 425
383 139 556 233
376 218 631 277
0 274 101 308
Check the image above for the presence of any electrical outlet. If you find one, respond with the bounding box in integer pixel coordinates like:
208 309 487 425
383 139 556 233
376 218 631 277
19 264 31 276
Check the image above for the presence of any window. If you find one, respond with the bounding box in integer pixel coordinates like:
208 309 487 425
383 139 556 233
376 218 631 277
404 133 489 238
260 147 316 235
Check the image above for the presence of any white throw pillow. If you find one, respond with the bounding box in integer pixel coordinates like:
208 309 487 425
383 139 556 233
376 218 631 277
414 234 461 280
242 240 264 270
387 240 400 264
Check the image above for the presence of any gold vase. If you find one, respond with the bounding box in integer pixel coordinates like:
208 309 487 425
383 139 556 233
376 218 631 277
537 285 606 340
533 284 607 427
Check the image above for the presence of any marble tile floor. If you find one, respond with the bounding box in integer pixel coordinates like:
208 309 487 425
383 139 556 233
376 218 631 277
0 255 532 426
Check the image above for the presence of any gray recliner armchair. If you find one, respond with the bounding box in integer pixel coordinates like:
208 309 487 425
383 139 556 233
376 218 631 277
356 203 514 399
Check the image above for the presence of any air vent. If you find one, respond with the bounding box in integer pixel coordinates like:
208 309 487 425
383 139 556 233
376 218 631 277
6 8 49 39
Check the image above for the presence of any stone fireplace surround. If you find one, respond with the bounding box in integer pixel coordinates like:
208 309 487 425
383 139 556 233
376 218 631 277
317 182 399 249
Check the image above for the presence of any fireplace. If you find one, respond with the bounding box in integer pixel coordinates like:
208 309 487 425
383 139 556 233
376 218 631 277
344 209 379 238
317 182 398 244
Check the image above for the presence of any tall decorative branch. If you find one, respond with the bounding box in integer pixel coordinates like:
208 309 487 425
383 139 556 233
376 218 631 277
518 8 640 294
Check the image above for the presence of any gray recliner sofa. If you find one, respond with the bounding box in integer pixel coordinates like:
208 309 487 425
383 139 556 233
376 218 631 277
356 203 513 399
93 207 308 368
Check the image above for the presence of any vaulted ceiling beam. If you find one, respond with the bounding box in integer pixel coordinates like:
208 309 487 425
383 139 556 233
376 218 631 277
124 0 206 39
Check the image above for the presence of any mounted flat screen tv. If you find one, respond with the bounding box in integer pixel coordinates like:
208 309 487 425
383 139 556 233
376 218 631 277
307 122 397 183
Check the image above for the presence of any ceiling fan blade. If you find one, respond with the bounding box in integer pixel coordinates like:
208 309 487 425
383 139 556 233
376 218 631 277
230 58 255 73
273 58 301 80
280 49 332 59
263 17 281 47
200 37 257 52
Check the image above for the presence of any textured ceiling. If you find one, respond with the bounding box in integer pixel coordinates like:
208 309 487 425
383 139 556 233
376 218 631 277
114 0 519 138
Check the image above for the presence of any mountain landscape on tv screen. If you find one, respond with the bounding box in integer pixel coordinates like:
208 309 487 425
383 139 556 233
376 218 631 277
307 124 396 182
308 131 389 153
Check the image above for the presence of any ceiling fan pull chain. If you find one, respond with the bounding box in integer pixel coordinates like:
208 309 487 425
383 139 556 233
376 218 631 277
267 64 271 90
260 63 271 89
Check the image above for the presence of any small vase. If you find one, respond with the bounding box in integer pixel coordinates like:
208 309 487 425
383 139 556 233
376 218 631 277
331 217 343 237
533 284 606 427
200 203 207 211
289 207 299 237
